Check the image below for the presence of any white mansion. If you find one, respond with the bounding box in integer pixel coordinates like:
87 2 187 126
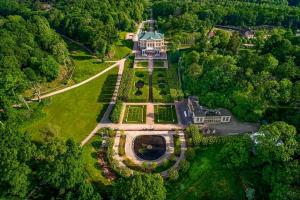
187 96 231 124
138 31 166 56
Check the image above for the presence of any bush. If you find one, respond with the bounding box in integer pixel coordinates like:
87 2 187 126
186 124 203 146
169 169 179 181
118 135 126 156
110 101 123 123
179 159 190 173
118 68 134 101
185 148 195 161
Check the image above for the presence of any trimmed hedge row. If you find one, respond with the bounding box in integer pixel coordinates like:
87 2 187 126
110 100 123 123
118 68 134 101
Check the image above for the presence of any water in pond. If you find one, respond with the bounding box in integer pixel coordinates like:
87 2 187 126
134 135 166 161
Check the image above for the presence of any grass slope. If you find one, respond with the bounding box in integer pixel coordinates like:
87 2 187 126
108 32 133 61
26 67 118 143
82 136 111 186
67 41 112 83
166 145 245 200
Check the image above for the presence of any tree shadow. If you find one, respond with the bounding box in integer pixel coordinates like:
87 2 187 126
96 104 109 122
97 75 118 103
70 55 92 60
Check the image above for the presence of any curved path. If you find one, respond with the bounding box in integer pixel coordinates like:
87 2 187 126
32 61 121 101
160 130 187 177
80 59 126 147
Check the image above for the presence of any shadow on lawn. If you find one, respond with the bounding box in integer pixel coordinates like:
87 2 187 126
97 75 118 103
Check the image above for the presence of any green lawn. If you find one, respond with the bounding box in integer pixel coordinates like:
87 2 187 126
128 69 149 102
154 60 165 68
166 145 245 200
82 136 111 186
152 69 173 103
135 61 148 68
123 105 147 124
67 41 112 83
167 53 185 101
108 32 133 61
25 67 118 143
154 105 177 124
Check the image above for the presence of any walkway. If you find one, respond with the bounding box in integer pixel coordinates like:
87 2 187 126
111 130 187 177
80 59 126 147
160 130 187 177
32 61 121 101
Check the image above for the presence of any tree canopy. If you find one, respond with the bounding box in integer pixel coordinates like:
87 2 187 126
113 174 166 200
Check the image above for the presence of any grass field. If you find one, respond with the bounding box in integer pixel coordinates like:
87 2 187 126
123 105 147 124
135 61 148 68
82 136 111 186
67 41 112 83
128 69 149 102
152 69 173 102
166 145 245 200
25 67 118 143
154 105 177 124
154 60 165 68
108 32 133 61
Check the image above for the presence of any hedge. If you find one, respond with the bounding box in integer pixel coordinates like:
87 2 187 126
110 100 123 123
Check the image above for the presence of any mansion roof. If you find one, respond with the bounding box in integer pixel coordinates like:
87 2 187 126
139 31 164 40
188 96 231 117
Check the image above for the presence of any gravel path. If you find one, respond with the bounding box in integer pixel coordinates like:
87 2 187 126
32 61 121 101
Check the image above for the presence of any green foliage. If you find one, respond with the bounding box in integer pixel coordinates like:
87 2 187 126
186 125 203 146
113 174 166 200
0 125 34 198
218 135 252 169
110 100 123 123
169 169 179 181
256 121 298 163
118 65 134 101
179 159 190 173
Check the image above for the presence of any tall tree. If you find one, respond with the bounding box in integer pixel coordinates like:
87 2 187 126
113 174 166 200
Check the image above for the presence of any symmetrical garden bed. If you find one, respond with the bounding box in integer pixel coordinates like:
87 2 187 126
154 105 178 124
153 60 166 68
152 69 173 102
135 61 148 68
128 69 149 102
123 105 147 124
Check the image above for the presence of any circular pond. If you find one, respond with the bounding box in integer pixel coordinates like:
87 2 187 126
134 135 166 161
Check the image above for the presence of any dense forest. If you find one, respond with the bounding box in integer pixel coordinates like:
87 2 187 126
0 0 146 199
153 0 300 129
0 0 146 122
0 0 299 199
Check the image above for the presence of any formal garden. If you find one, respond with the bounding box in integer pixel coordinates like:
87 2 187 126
154 105 178 124
154 60 166 68
123 105 147 124
128 69 149 102
152 69 173 102
135 61 148 68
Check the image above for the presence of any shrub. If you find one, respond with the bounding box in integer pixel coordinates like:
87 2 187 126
179 159 190 173
169 169 179 181
185 148 195 161
186 124 203 146
118 68 134 101
110 101 123 123
118 135 126 156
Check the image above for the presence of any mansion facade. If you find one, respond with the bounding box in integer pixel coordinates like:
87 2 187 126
187 96 231 124
138 31 166 56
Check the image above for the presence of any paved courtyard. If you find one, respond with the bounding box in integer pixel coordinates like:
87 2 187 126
176 100 259 135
